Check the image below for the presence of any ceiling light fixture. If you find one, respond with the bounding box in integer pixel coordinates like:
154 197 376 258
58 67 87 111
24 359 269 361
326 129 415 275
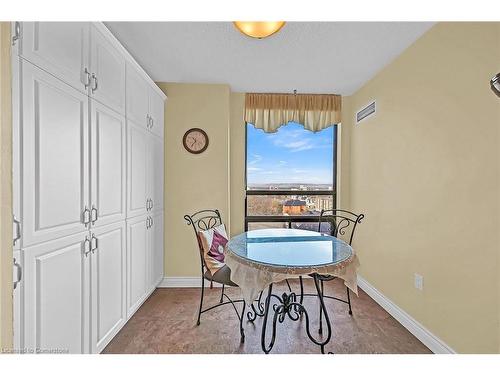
233 21 286 39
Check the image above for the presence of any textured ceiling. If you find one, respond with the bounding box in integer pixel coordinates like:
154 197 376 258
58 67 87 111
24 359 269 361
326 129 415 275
106 22 434 95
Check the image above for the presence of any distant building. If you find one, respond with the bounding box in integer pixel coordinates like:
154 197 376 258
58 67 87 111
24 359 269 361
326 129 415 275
315 196 333 211
283 199 307 215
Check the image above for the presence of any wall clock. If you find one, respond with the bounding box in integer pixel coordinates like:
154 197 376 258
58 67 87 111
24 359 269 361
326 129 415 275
182 128 209 154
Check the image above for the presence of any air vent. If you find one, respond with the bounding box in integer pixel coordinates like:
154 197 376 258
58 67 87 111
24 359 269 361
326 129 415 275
356 101 376 124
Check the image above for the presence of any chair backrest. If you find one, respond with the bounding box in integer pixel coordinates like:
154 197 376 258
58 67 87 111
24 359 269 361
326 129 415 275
184 209 223 276
318 209 364 245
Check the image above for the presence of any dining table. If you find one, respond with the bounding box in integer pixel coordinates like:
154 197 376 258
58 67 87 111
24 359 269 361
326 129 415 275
225 228 359 354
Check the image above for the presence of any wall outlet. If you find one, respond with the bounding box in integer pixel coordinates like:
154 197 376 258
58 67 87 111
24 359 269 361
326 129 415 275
414 273 424 291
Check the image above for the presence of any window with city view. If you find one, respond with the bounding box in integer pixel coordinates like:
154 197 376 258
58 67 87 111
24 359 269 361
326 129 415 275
245 122 337 231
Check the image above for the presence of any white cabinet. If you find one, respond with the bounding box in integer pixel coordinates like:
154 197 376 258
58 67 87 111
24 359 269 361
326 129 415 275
21 62 90 247
127 121 149 218
13 250 23 351
149 90 165 139
127 212 163 317
90 25 125 115
20 22 90 94
14 22 166 354
23 232 91 354
150 212 164 289
128 125 164 218
126 64 149 127
149 134 164 213
126 215 149 317
126 62 165 138
90 100 127 227
23 224 127 354
90 221 126 353
12 55 21 251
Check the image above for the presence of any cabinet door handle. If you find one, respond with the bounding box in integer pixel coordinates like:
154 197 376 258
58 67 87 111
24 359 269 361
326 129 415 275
13 258 22 290
91 205 98 225
146 198 149 211
150 117 154 129
146 114 151 129
150 216 154 228
82 206 91 226
146 216 150 229
91 73 98 93
91 234 98 254
83 237 91 257
84 68 91 89
13 215 21 246
12 22 21 46
150 199 153 211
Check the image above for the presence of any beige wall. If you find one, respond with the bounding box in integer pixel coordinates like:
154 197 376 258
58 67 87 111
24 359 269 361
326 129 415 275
229 92 246 237
345 22 500 353
0 22 13 351
157 82 231 277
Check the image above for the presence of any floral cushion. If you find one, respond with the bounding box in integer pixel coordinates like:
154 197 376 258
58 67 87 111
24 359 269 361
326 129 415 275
198 223 229 275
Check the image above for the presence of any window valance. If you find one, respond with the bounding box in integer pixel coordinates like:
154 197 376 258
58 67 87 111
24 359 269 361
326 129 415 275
244 93 341 133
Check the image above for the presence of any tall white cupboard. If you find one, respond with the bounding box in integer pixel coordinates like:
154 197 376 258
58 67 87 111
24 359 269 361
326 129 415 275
11 22 166 353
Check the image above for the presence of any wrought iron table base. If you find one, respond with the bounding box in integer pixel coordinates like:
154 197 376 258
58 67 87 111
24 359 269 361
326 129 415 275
248 274 333 354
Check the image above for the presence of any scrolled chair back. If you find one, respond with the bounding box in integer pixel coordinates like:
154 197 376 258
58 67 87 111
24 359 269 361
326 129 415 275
184 209 223 274
318 209 364 246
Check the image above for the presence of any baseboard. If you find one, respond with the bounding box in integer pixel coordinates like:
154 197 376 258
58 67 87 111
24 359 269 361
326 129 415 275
158 276 224 288
357 275 456 354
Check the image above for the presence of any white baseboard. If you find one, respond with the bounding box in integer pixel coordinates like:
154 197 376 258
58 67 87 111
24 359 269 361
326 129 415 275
357 275 455 354
158 276 224 288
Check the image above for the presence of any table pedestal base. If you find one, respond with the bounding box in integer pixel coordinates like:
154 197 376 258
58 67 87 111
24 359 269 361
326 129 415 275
248 274 333 354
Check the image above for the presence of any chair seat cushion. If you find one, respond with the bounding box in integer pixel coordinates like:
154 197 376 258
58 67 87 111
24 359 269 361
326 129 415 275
204 265 238 287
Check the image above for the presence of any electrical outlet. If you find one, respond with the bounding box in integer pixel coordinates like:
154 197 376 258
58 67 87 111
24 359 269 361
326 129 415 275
414 273 424 291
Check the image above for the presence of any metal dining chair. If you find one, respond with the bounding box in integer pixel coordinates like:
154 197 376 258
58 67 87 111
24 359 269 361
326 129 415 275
298 209 364 332
184 209 246 342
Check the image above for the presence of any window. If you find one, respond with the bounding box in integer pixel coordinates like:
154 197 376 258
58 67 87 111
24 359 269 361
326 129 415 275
245 122 337 231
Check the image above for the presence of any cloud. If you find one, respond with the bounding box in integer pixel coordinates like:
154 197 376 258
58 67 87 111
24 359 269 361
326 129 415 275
249 154 262 165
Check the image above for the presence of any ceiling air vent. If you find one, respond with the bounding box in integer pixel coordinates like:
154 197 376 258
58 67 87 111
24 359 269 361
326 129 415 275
356 101 376 124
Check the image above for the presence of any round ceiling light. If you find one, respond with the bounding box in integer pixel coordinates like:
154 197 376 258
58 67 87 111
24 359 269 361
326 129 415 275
233 21 286 39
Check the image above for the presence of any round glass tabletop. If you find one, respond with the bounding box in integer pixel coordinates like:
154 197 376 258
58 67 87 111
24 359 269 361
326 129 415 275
227 228 353 269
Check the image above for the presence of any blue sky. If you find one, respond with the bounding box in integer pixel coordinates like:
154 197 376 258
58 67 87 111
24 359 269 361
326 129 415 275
247 122 335 185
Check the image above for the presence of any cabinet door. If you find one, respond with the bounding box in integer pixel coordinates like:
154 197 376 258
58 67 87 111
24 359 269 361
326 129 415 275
13 250 23 351
148 134 164 213
21 22 90 93
90 100 126 227
126 64 149 127
150 212 164 289
90 25 125 115
90 221 126 353
22 62 90 247
127 121 148 218
12 54 21 250
23 232 91 354
149 90 164 139
126 215 149 317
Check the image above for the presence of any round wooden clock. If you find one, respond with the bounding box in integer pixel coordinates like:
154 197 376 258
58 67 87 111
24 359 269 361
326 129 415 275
182 128 209 154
